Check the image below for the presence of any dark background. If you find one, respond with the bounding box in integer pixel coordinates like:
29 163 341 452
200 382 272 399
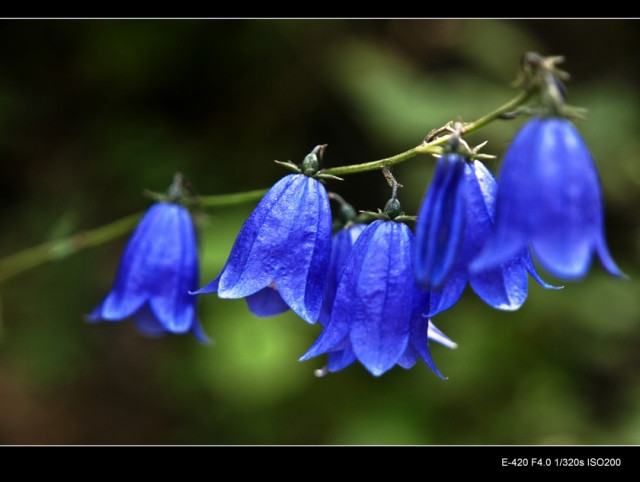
0 19 639 445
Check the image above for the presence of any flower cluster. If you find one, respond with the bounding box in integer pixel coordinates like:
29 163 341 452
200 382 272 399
414 153 560 317
300 219 455 377
89 55 623 380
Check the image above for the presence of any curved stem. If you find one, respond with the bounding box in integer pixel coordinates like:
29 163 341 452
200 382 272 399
0 188 268 284
0 89 535 284
321 146 424 177
0 213 142 284
198 188 267 207
321 88 534 177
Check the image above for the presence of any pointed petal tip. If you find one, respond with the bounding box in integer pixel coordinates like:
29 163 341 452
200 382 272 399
191 322 211 344
294 309 319 324
84 312 102 324
596 243 627 280
298 351 313 362
299 341 326 361
87 301 128 323
245 287 291 318
537 281 564 291
287 306 319 324
424 352 448 380
526 259 564 290
425 358 448 380
190 276 220 296
602 266 629 281
194 333 212 345
426 319 458 349
366 366 387 377
616 271 631 281
492 302 523 312
283 299 319 324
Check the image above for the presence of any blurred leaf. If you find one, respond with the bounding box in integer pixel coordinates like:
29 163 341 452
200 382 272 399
194 302 313 407
456 19 544 82
327 38 509 150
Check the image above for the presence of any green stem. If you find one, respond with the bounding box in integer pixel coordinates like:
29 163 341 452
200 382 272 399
0 213 142 284
454 88 535 137
0 88 535 284
0 188 268 284
321 147 424 177
321 88 534 177
198 188 267 207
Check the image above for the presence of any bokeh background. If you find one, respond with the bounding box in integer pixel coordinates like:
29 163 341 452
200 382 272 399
1 18 639 445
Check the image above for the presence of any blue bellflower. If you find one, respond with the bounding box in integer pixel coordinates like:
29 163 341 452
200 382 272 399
300 220 454 377
318 223 367 327
314 223 367 373
472 117 623 280
421 159 558 316
315 222 456 374
413 153 467 290
194 173 332 323
89 202 207 341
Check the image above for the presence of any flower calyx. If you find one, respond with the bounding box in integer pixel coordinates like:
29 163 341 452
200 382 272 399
436 122 495 165
275 144 344 182
518 52 587 120
143 172 199 207
359 197 415 223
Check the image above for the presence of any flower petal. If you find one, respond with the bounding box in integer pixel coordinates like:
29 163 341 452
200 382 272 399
299 227 375 361
133 303 167 338
245 285 290 317
350 221 412 376
474 118 622 280
414 154 467 289
327 347 357 373
527 119 601 278
191 275 219 295
90 203 175 321
522 250 564 290
212 173 333 323
319 224 366 327
396 344 419 369
215 174 300 298
148 204 199 333
275 176 332 323
409 315 446 379
595 236 625 278
426 320 457 350
299 222 379 362
426 266 467 317
469 257 528 311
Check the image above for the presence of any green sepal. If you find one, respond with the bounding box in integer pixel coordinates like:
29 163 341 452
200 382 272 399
314 172 344 182
394 215 416 223
274 160 302 173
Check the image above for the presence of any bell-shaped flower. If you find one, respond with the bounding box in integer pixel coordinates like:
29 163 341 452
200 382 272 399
472 117 623 280
413 153 467 290
194 173 332 323
88 202 207 341
425 160 559 316
300 219 453 377
395 292 456 376
318 223 367 327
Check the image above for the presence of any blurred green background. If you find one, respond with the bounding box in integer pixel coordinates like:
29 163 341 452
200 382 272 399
0 19 639 445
